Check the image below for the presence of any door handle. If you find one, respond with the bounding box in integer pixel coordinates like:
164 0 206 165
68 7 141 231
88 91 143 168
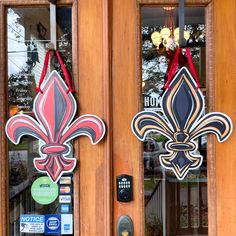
117 215 133 236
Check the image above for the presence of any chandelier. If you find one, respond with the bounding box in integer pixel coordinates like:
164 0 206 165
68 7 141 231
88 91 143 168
151 7 190 51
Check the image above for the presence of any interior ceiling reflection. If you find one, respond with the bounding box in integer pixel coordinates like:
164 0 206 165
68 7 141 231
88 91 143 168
142 7 204 27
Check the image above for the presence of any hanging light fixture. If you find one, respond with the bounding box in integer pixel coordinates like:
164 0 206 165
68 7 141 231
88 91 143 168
151 7 190 51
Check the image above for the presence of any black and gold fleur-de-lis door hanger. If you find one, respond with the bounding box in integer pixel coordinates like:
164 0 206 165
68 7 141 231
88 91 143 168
131 48 233 180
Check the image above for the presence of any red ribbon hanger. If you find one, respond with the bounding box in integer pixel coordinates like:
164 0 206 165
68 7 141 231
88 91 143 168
164 47 201 90
36 49 73 94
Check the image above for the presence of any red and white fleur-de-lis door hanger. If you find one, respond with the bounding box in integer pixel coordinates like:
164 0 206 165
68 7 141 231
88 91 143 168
131 48 233 180
5 50 106 183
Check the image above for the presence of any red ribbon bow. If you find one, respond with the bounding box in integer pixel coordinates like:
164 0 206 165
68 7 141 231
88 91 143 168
36 49 73 94
164 47 201 90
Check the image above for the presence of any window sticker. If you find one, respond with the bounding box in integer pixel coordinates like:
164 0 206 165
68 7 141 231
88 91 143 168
61 214 73 235
20 215 45 233
45 214 61 235
31 176 58 204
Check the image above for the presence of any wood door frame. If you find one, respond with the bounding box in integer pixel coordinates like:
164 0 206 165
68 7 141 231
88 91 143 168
0 0 216 235
0 1 80 235
77 0 112 235
0 0 113 235
137 1 215 235
113 0 214 235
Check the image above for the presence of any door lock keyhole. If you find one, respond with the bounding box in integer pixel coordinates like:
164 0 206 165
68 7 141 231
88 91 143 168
122 230 129 236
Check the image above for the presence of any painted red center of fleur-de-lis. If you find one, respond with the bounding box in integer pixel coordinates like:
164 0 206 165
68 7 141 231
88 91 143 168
5 71 106 183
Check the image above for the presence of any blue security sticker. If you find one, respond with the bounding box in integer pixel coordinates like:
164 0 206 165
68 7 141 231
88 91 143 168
20 215 45 233
45 214 61 235
60 204 70 213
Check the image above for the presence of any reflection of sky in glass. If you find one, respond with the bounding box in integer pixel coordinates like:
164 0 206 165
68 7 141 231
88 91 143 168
8 9 27 75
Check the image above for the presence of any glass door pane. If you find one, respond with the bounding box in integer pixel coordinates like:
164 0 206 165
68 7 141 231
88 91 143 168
7 6 73 235
141 6 207 236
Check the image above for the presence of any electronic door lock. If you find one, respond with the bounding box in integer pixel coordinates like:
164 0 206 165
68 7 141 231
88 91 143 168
116 174 133 202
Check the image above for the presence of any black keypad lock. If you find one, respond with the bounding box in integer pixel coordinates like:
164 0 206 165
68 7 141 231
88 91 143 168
116 174 133 202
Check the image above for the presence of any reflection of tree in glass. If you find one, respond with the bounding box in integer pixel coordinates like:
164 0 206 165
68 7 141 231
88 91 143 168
8 9 39 112
26 41 40 70
54 29 72 77
9 151 28 186
142 32 167 96
191 204 199 227
142 24 205 99
201 204 208 227
8 9 24 42
145 214 163 236
179 204 188 228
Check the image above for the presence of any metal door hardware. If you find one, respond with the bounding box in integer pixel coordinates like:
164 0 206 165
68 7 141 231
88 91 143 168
178 0 186 47
117 215 133 236
116 175 133 202
122 230 129 236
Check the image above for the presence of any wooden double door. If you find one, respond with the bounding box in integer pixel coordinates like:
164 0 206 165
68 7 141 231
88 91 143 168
1 0 236 235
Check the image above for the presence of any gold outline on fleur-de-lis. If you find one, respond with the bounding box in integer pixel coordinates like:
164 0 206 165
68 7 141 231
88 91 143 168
131 67 233 180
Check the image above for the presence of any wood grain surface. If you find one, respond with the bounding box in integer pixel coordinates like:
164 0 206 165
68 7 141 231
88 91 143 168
71 1 79 235
0 0 73 5
78 0 112 235
0 3 8 236
205 2 217 235
214 0 236 235
1 0 236 236
112 0 144 235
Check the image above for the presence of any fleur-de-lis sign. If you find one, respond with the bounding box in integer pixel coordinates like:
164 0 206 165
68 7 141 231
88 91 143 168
6 71 106 183
132 67 233 180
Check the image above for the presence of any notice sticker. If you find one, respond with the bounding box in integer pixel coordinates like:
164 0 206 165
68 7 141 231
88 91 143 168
59 176 71 185
20 215 45 233
61 214 73 235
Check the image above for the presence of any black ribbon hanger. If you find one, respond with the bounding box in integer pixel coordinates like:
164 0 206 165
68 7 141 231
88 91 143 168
179 0 186 48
